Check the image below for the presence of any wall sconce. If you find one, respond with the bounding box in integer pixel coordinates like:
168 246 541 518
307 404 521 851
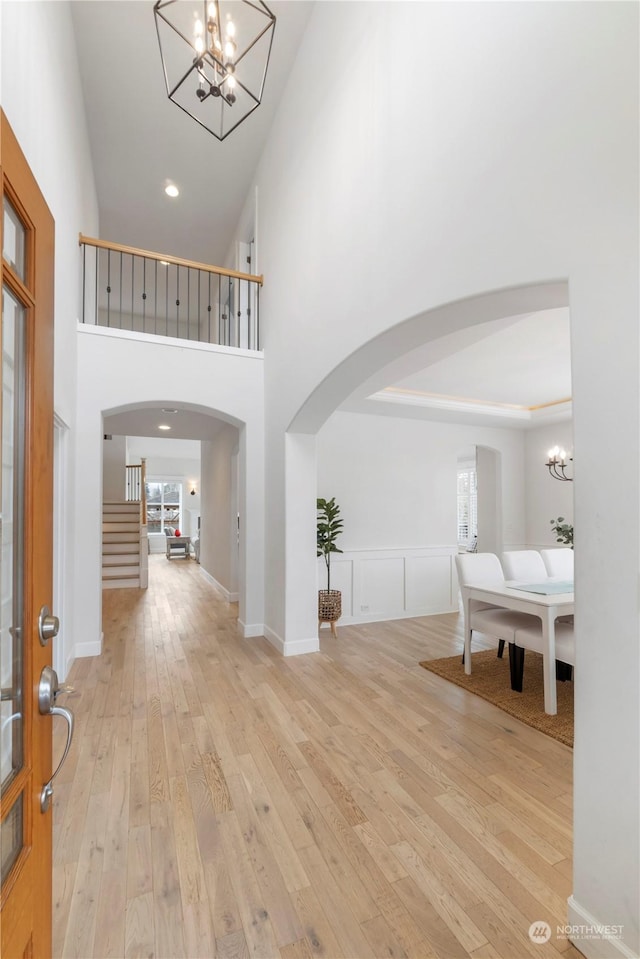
546 446 573 482
190 484 197 496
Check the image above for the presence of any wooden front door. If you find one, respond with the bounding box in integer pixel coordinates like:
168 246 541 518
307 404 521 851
1 111 57 958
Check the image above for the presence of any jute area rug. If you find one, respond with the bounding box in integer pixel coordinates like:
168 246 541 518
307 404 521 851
419 649 573 747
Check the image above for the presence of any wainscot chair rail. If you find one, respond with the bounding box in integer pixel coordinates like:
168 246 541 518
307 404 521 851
80 234 263 350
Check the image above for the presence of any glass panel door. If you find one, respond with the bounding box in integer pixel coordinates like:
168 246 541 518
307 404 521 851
0 283 27 880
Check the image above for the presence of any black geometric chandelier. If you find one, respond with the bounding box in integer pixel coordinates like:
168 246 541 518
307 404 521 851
154 0 276 141
545 446 573 482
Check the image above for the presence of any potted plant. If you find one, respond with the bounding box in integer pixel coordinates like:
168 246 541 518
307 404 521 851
317 496 343 632
550 516 574 547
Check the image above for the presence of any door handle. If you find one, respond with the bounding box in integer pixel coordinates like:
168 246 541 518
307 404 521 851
38 665 74 813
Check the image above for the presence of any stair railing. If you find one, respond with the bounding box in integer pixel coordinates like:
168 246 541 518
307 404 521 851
125 460 148 525
80 234 263 350
125 464 142 502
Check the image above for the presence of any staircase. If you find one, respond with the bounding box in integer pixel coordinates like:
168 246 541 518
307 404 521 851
102 502 146 589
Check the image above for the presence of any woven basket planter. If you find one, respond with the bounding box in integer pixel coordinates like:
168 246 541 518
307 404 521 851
318 590 342 623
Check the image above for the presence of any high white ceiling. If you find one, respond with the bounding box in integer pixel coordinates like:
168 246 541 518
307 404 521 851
72 2 572 438
70 1 314 265
344 307 572 429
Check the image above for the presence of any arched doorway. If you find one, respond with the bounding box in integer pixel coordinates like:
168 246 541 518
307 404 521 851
279 281 569 653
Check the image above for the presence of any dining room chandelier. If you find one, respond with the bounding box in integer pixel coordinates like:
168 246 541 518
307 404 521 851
154 0 276 141
545 446 573 482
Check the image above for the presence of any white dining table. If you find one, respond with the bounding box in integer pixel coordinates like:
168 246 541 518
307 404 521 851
460 580 574 715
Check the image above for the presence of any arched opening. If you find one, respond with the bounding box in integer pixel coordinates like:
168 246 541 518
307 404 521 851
280 280 570 653
99 400 252 635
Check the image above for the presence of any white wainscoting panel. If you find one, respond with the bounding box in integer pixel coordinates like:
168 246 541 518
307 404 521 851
360 557 405 615
405 554 453 610
320 546 458 627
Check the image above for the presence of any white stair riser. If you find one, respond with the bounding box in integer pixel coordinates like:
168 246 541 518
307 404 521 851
102 578 141 589
101 512 141 523
102 501 144 591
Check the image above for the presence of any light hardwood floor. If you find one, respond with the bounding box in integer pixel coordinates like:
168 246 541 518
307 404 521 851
52 555 579 959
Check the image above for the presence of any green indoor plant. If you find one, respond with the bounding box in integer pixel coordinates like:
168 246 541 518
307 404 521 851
550 516 574 548
317 497 343 632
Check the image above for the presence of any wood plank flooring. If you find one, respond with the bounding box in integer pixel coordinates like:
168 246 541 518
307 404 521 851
52 555 579 959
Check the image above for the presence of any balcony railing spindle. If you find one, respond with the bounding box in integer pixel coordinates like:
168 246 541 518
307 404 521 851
79 235 262 351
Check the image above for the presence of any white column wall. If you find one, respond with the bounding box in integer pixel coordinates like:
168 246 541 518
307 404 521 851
475 446 502 556
200 425 239 601
75 327 265 649
102 435 127 501
1 0 99 678
250 3 638 954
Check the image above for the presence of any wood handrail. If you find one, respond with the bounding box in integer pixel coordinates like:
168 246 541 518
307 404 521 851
79 233 264 286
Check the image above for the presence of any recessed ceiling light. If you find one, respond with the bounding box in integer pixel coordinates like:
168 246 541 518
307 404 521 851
158 424 172 431
161 408 178 413
164 183 179 198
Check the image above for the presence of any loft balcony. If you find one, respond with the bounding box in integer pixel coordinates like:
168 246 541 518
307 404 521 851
80 235 263 351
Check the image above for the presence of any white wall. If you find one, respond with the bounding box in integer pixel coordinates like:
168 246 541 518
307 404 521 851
476 446 501 555
200 425 239 600
525 421 574 547
1 0 99 679
102 435 126 501
316 411 526 625
75 327 265 651
251 3 638 953
317 410 526 550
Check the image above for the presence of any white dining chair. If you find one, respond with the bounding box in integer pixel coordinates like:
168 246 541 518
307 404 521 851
501 550 549 582
455 553 539 664
539 548 574 579
511 621 575 692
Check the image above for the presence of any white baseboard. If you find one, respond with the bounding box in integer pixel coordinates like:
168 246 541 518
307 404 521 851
336 606 457 627
74 634 103 659
262 625 319 657
199 567 238 602
283 636 320 656
566 897 637 959
240 622 265 639
262 624 284 652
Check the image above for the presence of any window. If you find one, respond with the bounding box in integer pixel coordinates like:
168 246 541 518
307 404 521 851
146 480 182 533
457 468 477 547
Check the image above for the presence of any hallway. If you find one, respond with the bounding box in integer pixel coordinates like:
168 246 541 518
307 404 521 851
52 556 577 959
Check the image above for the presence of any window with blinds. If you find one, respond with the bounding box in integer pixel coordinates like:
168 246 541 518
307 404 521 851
146 480 182 533
457 468 478 547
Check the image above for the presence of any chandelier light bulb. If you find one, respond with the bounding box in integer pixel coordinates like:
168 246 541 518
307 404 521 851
224 39 236 58
226 18 236 37
195 18 203 35
208 2 215 17
195 35 204 54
